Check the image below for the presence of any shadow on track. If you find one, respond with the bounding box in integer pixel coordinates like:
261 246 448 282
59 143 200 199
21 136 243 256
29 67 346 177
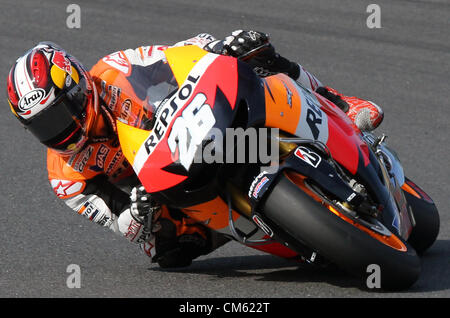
409 239 450 293
151 240 450 293
151 252 365 290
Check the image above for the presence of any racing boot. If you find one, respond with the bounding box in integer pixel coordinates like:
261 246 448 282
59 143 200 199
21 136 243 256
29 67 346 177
151 207 227 268
316 86 384 131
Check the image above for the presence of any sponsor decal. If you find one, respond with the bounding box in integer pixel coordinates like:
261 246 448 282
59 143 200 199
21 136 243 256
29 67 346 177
105 150 123 175
52 51 72 74
51 180 85 198
18 89 45 111
78 201 112 226
67 154 77 167
167 92 216 170
304 92 324 140
143 74 200 156
96 214 112 227
282 81 293 108
120 99 132 119
252 215 274 237
295 87 329 144
131 53 218 175
252 176 269 198
107 85 121 111
125 218 143 241
294 146 322 168
248 171 270 199
89 144 110 172
103 51 130 74
73 146 94 172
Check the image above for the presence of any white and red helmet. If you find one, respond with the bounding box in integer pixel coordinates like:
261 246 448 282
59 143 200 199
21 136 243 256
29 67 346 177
7 42 98 155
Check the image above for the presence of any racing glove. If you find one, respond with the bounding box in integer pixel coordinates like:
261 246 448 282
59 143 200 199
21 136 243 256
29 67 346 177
205 30 300 79
117 186 162 244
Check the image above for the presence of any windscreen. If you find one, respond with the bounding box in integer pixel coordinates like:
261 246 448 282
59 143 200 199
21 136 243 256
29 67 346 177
125 60 178 130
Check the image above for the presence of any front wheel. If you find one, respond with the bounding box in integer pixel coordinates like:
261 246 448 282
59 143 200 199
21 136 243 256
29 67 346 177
261 172 421 290
402 177 440 254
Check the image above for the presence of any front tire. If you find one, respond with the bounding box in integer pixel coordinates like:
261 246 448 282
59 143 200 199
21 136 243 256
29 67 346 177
403 177 440 254
261 173 421 290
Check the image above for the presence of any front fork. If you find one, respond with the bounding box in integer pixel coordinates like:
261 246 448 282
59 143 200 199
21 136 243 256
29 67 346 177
362 132 415 238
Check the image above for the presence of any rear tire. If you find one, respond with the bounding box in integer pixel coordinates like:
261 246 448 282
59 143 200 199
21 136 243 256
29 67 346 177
261 174 421 290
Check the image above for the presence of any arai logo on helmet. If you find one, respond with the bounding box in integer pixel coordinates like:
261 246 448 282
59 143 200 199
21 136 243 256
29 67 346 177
18 88 45 111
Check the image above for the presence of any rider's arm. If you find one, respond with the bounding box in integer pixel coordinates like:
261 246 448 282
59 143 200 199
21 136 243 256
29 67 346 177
204 30 323 91
126 33 218 68
295 64 323 91
129 31 323 92
54 174 130 228
173 33 217 48
47 156 157 247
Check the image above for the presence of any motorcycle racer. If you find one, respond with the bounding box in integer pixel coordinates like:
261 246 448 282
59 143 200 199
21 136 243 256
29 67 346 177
6 30 383 268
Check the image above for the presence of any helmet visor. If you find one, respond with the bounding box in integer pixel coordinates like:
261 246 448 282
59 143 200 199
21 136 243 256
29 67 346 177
25 77 91 150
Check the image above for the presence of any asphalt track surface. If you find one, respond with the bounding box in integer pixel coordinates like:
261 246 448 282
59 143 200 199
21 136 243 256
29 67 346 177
0 0 449 300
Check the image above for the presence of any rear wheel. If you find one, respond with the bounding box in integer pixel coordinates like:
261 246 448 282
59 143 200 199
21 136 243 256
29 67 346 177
261 172 421 290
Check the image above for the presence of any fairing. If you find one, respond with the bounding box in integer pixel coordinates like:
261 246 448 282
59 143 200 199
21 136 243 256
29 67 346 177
262 74 371 176
118 46 239 201
117 45 411 241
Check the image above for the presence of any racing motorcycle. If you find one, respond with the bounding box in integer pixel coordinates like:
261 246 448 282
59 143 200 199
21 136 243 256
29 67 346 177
117 45 439 290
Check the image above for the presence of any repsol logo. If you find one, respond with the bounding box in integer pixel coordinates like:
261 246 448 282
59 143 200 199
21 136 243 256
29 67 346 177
144 74 200 155
18 88 45 111
304 93 323 140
